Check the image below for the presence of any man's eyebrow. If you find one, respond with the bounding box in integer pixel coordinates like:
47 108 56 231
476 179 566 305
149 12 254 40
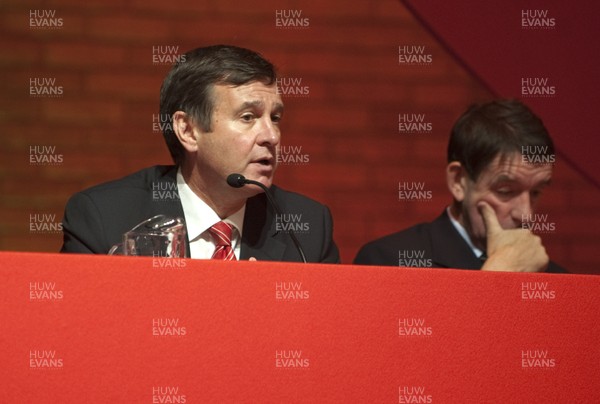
534 178 552 188
234 100 264 113
491 173 552 187
491 174 516 184
234 100 284 114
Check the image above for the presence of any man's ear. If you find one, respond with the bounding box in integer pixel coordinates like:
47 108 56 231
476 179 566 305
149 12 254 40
172 111 199 153
446 161 467 202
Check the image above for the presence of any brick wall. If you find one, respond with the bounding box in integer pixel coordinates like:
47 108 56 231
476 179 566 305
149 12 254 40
1 0 598 273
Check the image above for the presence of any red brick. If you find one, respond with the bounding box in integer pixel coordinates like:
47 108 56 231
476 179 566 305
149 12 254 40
413 83 473 108
85 73 162 100
213 2 276 17
131 0 214 14
45 42 127 68
291 104 370 134
0 38 42 67
3 72 80 100
373 0 415 22
46 0 122 10
89 15 170 43
4 11 86 37
42 99 123 125
1 100 42 121
171 18 262 47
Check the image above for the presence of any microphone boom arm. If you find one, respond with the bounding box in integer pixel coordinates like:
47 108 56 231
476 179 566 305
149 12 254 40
226 174 308 263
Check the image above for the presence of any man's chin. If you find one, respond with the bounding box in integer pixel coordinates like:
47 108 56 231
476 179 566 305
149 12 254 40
470 233 488 252
238 176 272 196
245 182 267 195
243 171 274 188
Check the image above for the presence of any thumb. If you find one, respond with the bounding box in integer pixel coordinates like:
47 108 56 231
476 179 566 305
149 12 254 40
478 201 502 237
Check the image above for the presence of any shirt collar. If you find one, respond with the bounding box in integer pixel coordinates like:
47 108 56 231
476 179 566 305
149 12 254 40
176 168 245 241
446 206 484 259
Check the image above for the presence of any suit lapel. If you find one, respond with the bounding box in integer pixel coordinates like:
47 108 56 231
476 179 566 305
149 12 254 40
150 168 286 261
240 191 286 261
146 166 191 258
429 211 483 270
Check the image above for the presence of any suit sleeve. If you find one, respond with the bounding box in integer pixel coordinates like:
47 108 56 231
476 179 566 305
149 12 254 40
353 234 405 266
353 242 387 266
547 261 568 273
353 244 373 265
318 205 341 263
60 192 109 254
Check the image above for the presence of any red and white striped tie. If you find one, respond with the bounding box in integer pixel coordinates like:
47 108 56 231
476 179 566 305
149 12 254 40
209 221 236 260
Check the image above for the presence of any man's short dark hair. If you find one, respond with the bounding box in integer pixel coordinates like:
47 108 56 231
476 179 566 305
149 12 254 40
159 45 277 164
447 99 555 181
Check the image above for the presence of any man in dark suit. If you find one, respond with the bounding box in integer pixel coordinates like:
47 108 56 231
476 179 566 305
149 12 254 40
61 45 339 263
354 99 565 273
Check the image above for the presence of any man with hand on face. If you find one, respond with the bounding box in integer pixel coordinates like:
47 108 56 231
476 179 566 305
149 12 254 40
354 99 566 273
61 45 340 263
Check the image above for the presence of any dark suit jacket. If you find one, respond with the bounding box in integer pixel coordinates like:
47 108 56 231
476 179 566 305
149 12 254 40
61 165 340 263
354 210 566 273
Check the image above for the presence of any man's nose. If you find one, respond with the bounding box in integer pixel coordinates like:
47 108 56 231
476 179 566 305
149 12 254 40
512 192 533 224
257 118 280 146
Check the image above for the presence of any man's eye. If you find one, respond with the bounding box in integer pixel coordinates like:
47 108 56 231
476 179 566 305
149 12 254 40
531 189 543 200
496 187 513 196
241 113 255 122
271 114 282 123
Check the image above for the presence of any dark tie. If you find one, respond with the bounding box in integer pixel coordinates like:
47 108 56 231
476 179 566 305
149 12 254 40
209 221 236 260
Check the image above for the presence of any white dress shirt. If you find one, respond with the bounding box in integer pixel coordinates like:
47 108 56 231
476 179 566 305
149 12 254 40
176 169 245 259
446 206 485 259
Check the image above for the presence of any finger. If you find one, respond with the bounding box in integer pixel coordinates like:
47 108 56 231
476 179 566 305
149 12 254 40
478 201 502 236
249 257 257 261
